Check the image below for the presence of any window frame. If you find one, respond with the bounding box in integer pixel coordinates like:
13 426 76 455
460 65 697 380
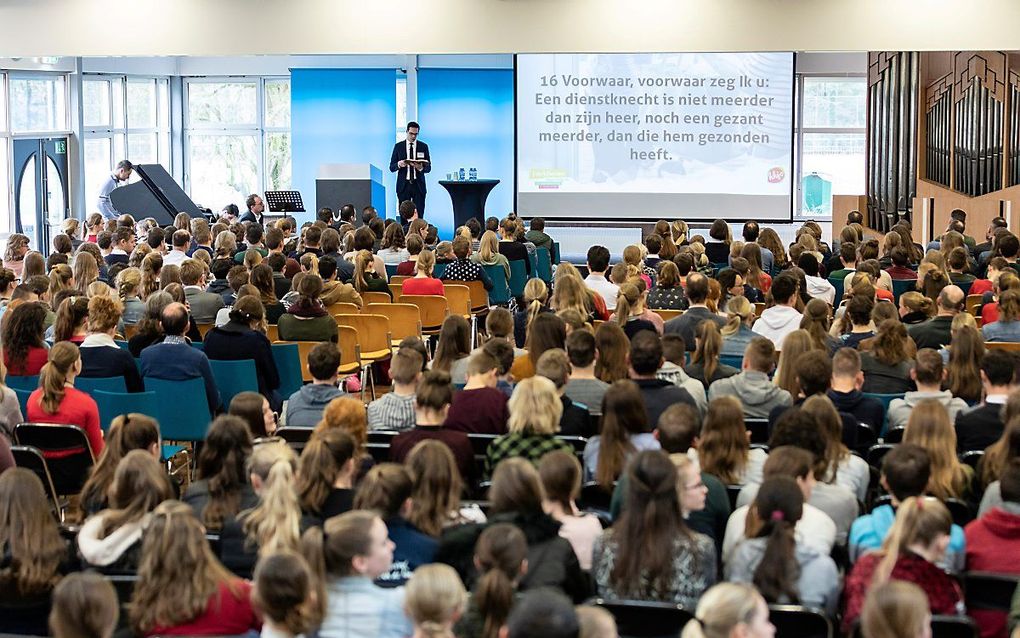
0 71 10 236
794 73 868 219
182 75 291 203
82 74 172 169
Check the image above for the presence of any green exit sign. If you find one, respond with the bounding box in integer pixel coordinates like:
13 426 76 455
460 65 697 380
55 141 66 154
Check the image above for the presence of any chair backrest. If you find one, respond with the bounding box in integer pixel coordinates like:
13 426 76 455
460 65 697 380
865 443 896 470
196 323 215 338
767 605 833 638
366 303 422 344
400 295 450 333
466 433 499 458
208 359 260 409
384 263 398 279
12 386 31 416
336 326 363 375
578 481 612 514
123 323 140 340
390 275 411 285
11 445 61 514
76 375 128 395
958 280 973 296
651 308 682 322
275 340 331 382
6 375 39 391
362 291 392 305
265 323 279 343
964 571 1020 611
745 418 769 444
14 423 96 495
591 598 694 638
276 426 314 451
966 294 983 317
945 497 974 526
960 449 984 470
335 314 392 357
142 376 212 441
92 390 160 433
463 279 489 313
986 341 1020 352
480 264 511 305
507 259 528 296
443 284 472 318
367 430 401 445
828 275 845 302
535 247 552 283
388 282 403 301
720 354 744 369
327 302 360 316
891 278 914 304
931 615 979 638
433 262 447 279
271 342 304 399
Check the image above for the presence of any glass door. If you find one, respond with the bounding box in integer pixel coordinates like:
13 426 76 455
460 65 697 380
12 137 69 252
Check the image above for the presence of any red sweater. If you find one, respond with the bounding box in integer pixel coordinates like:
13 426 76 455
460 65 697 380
965 507 1020 638
401 276 446 296
983 303 1000 326
843 552 962 634
6 346 49 376
26 386 103 459
146 580 260 636
971 279 994 296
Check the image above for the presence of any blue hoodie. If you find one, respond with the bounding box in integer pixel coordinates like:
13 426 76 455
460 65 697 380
849 504 966 572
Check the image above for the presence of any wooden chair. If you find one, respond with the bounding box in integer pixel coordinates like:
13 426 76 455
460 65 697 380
336 326 365 394
986 341 1020 352
327 302 360 316
388 282 402 301
754 302 765 317
335 314 392 399
650 308 681 322
966 294 983 317
266 324 279 343
367 303 423 346
464 280 489 314
443 283 475 343
196 323 215 338
123 323 139 340
400 294 451 335
362 291 392 306
274 340 324 383
390 275 411 285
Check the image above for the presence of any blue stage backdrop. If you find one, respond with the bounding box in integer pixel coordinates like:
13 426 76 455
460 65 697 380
417 68 514 239
291 69 398 224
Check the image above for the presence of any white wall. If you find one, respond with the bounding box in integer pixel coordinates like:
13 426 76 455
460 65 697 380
2 0 1018 57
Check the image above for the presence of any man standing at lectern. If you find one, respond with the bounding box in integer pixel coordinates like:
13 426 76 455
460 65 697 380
390 121 430 218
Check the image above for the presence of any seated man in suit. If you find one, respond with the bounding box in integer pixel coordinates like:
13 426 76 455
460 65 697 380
663 273 725 351
956 349 1019 452
140 302 220 415
180 259 225 325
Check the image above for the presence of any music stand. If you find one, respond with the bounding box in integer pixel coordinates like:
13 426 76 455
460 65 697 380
265 191 306 213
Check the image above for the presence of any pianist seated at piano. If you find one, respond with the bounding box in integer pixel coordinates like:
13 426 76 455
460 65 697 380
96 160 133 221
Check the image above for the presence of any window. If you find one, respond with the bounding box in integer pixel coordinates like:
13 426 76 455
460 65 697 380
8 74 66 133
396 74 407 142
184 77 291 209
795 76 866 217
82 75 171 206
0 73 9 234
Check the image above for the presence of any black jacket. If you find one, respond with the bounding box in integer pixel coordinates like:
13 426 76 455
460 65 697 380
633 377 697 430
79 344 145 392
435 511 591 603
907 316 954 351
559 395 594 438
955 403 1004 452
827 389 885 432
389 140 431 191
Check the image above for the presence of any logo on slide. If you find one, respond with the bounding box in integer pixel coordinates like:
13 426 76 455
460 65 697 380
530 168 566 189
768 167 786 184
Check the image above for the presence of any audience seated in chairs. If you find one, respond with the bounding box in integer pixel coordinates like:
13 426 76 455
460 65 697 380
535 348 595 438
391 370 474 482
277 273 339 343
4 301 49 375
708 337 791 419
26 341 103 461
284 341 346 428
445 351 510 436
182 414 257 532
203 294 282 411
78 413 161 517
367 347 422 432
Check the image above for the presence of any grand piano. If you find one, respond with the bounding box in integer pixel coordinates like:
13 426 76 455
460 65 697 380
109 164 205 226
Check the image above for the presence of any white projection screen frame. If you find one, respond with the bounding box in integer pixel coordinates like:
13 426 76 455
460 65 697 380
514 52 795 221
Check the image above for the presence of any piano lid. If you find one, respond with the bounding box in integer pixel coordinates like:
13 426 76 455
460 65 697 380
109 164 202 226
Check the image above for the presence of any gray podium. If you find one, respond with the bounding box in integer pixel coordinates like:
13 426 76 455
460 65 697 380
315 164 386 220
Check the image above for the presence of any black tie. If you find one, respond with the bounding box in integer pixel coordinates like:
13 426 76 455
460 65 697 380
409 142 415 180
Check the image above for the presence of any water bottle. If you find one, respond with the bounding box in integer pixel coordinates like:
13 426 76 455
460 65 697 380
459 167 466 181
469 167 477 181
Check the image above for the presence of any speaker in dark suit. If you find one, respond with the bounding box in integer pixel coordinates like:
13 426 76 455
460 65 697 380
389 121 431 218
